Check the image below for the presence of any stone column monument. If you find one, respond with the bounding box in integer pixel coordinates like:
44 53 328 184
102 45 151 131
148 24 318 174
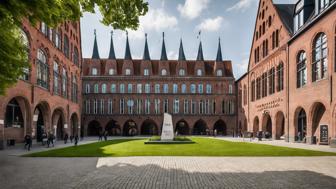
161 113 174 141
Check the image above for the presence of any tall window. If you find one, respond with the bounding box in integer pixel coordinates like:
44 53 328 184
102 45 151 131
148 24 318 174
206 84 212 94
5 99 24 128
191 100 196 114
173 99 179 114
127 84 133 93
161 69 167 76
212 100 216 114
55 29 61 50
275 29 279 48
94 84 99 93
85 100 90 114
110 84 116 93
120 99 125 114
73 47 79 66
93 99 98 114
144 68 149 76
262 73 267 97
20 30 30 81
109 69 115 75
173 84 178 93
40 22 48 36
154 99 160 114
216 69 223 76
163 84 169 93
101 83 107 93
100 99 104 114
63 35 69 58
205 99 210 114
297 51 307 88
181 84 187 93
256 77 261 100
199 100 204 114
268 68 275 95
127 99 134 114
85 84 90 94
277 63 284 91
164 99 169 113
119 84 125 93
145 83 150 93
155 84 160 93
198 84 203 94
108 99 113 114
179 69 185 76
190 84 196 94
294 8 304 32
251 80 256 101
184 100 189 114
196 69 202 76
53 61 59 94
137 99 142 114
228 84 233 94
36 49 49 89
71 75 78 102
137 84 142 93
92 68 97 75
243 85 247 105
145 99 150 114
61 68 67 97
312 33 328 81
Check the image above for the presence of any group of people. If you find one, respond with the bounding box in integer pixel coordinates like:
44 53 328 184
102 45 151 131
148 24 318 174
205 129 218 137
63 133 79 146
41 132 56 147
98 130 109 141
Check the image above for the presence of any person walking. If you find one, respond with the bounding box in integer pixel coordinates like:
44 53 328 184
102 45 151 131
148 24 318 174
24 135 32 151
98 131 103 141
64 133 68 144
70 135 74 143
103 131 108 141
47 132 54 148
74 135 79 146
42 132 47 146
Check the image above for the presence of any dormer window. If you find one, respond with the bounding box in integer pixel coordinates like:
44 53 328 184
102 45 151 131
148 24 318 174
179 69 185 76
92 68 97 75
108 69 115 75
125 68 131 75
216 69 223 77
320 0 330 11
197 69 202 76
144 68 149 76
161 69 167 76
294 8 304 32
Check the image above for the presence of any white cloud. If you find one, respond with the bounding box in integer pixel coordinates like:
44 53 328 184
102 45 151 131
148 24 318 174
177 0 210 20
227 0 258 12
127 7 178 40
168 51 178 60
196 16 227 32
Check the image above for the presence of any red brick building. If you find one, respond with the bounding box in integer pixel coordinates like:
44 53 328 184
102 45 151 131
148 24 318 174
0 20 82 144
237 0 336 145
82 32 236 136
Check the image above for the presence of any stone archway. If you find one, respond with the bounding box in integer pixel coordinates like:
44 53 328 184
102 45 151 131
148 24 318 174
262 113 272 137
87 120 102 136
213 120 227 136
33 102 50 142
294 107 307 142
275 111 285 139
175 120 190 135
193 119 207 135
52 108 66 140
140 119 158 136
4 97 31 142
123 120 137 136
310 102 327 144
253 116 259 135
105 120 121 136
70 113 79 137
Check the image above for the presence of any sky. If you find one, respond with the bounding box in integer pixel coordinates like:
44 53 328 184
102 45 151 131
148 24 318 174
81 0 296 78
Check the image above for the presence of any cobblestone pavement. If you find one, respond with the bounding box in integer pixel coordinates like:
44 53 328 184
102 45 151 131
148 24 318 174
1 156 336 189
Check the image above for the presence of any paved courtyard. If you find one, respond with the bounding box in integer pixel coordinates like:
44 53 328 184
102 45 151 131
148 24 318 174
1 137 336 189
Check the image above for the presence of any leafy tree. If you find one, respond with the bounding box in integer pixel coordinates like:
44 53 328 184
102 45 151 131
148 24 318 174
0 0 148 95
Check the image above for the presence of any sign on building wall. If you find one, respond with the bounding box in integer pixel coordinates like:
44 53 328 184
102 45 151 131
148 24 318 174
320 125 328 144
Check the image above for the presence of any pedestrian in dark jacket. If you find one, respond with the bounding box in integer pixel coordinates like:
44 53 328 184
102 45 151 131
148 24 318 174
103 131 108 141
70 135 74 143
74 135 79 146
24 135 32 151
64 133 68 144
98 131 103 141
47 132 54 147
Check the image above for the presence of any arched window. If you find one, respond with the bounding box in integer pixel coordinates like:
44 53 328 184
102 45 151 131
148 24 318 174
85 84 90 93
297 51 307 88
36 49 49 89
94 84 99 93
73 47 79 66
72 75 78 102
206 84 212 94
228 84 233 94
216 69 223 76
63 35 69 58
312 33 328 81
108 68 115 75
62 68 67 97
197 69 202 76
276 63 284 91
251 79 256 102
144 68 149 76
119 84 125 93
92 68 97 75
181 84 187 93
110 84 116 93
243 85 247 105
161 69 167 76
101 83 107 93
190 84 196 94
53 61 59 94
5 99 24 128
20 30 30 81
127 83 133 93
179 69 185 76
125 68 131 75
268 67 275 94
55 29 61 50
173 84 178 93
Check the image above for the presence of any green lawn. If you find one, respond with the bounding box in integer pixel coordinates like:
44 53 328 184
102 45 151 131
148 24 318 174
25 137 336 157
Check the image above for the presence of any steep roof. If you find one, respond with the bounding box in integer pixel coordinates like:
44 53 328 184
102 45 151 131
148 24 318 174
216 38 223 62
108 31 116 59
196 41 204 61
274 4 295 34
178 39 186 61
124 33 132 60
160 32 168 61
143 34 151 60
92 30 100 59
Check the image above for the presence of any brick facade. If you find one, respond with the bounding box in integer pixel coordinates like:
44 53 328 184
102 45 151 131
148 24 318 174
237 0 336 145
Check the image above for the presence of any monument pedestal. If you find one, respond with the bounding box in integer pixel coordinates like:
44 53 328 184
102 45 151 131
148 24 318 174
161 113 174 141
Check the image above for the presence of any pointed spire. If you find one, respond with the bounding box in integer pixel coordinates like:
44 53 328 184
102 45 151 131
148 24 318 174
178 38 186 61
160 32 168 61
124 31 132 60
196 41 204 61
92 29 100 59
216 37 223 62
143 33 151 60
108 31 116 59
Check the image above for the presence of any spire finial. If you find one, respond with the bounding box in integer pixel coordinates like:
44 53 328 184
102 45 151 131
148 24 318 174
196 40 204 61
216 36 223 62
94 29 96 35
92 29 100 59
125 31 132 60
160 32 168 61
108 30 116 59
178 38 186 61
143 33 150 60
